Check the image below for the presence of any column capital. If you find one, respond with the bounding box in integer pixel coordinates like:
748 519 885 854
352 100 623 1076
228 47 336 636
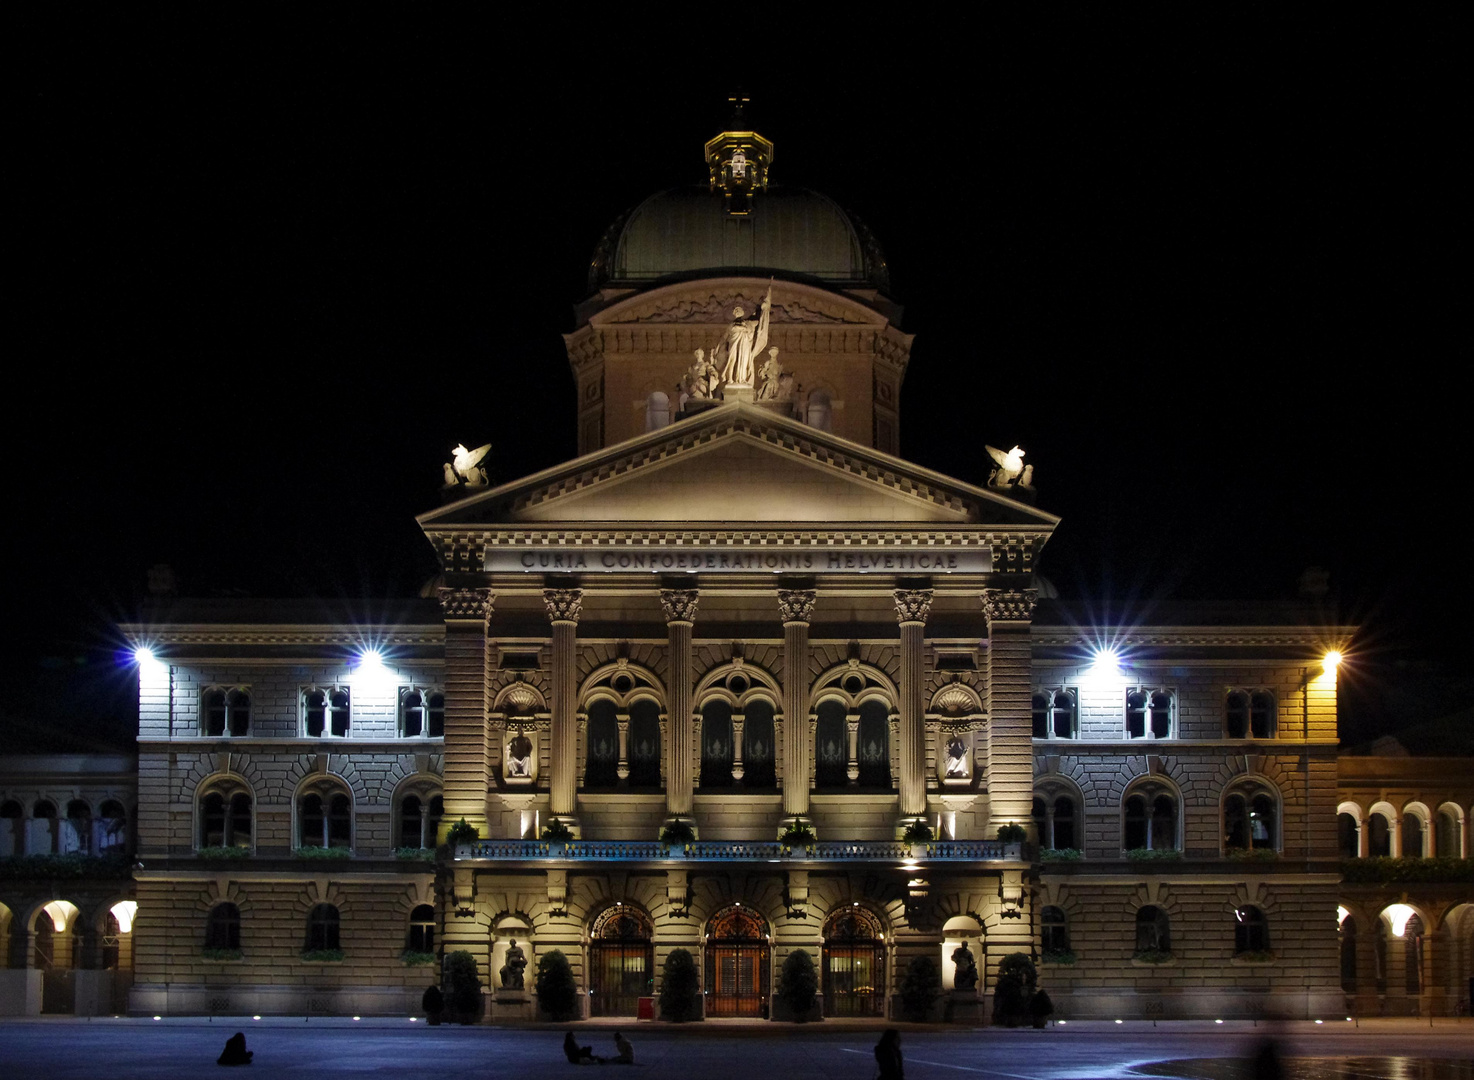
660 589 700 624
981 588 1037 624
777 589 817 625
893 588 934 625
543 588 584 624
438 587 493 621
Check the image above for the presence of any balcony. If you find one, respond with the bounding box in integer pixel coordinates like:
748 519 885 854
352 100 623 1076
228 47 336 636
460 839 1011 862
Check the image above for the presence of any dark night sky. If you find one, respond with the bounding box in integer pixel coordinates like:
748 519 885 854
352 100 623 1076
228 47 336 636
9 11 1465 748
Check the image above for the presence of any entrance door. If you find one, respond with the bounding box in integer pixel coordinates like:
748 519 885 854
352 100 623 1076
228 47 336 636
704 906 770 1017
589 906 654 1017
823 906 887 1017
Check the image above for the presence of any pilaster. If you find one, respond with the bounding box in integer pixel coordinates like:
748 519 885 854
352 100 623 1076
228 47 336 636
982 588 1037 831
894 588 933 819
778 589 815 819
438 587 493 836
661 589 699 818
544 588 583 821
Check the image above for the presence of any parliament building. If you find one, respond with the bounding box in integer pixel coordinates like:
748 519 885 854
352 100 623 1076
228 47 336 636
2 118 1471 1022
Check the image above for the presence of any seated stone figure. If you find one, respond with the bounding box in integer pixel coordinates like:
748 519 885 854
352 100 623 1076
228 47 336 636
952 941 978 991
500 939 527 990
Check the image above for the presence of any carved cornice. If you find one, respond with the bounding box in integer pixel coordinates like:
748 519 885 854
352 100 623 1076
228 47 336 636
1031 627 1344 649
119 628 444 648
777 589 817 625
893 589 934 625
982 589 1037 624
438 588 494 621
543 589 583 624
659 589 700 624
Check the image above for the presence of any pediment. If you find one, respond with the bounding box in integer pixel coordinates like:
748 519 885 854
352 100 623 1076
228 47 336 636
420 403 1057 530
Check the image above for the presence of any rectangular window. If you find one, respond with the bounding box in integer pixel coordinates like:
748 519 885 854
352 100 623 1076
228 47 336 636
303 687 350 737
1126 688 1174 739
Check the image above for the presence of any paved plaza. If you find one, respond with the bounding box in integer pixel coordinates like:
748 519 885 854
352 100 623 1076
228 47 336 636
0 1018 1469 1080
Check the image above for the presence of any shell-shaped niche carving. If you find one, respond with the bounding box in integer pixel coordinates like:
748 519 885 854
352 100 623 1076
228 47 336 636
933 685 977 718
503 685 540 717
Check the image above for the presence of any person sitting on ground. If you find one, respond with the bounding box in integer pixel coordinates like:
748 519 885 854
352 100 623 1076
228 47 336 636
874 1028 903 1080
611 1030 634 1064
217 1032 254 1066
563 1030 600 1064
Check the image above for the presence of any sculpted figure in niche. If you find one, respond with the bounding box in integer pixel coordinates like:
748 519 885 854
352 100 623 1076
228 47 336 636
711 283 772 386
500 939 527 989
944 737 969 778
952 941 978 990
506 734 534 778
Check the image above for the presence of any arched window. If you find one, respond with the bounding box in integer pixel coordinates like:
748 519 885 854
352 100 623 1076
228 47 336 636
1224 785 1277 852
1124 783 1178 852
199 783 253 850
1126 689 1174 739
585 698 620 788
407 904 434 954
206 902 241 950
303 686 350 738
1403 913 1424 994
399 688 444 738
1033 790 1080 851
645 391 671 432
305 904 340 952
1225 690 1275 739
1436 806 1464 858
814 699 848 789
61 800 91 854
202 687 251 737
1033 688 1077 739
97 800 128 854
1135 906 1171 956
1368 812 1392 857
0 799 23 857
856 699 891 788
1041 906 1070 957
30 800 57 855
1234 905 1270 955
742 698 776 789
699 699 734 788
628 698 662 788
398 792 443 850
1338 812 1360 858
1339 915 1358 991
298 782 352 851
101 911 122 969
1400 812 1425 858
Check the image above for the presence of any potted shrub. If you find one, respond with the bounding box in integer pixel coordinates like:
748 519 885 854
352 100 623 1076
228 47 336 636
996 823 1027 858
777 948 819 1021
446 818 479 857
659 947 701 1021
535 948 580 1020
991 952 1037 1028
898 954 941 1021
445 950 482 1024
659 819 696 856
902 820 933 857
541 818 574 854
780 821 815 856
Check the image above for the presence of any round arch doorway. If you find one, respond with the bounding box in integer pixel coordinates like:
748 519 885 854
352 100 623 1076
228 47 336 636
588 905 654 1017
822 905 887 1017
704 905 770 1017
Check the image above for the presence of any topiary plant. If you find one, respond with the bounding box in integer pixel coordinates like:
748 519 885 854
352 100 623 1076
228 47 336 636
541 818 574 842
899 954 941 1021
902 820 933 844
996 823 1027 844
1029 988 1054 1028
444 950 482 1024
660 820 696 845
777 948 819 1020
535 948 580 1021
992 952 1038 1027
445 819 479 847
780 822 815 846
659 947 701 1021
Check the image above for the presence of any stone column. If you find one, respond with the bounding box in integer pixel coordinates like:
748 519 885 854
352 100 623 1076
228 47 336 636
661 589 699 818
778 590 815 819
894 589 933 820
544 588 583 822
982 589 1038 831
438 587 493 837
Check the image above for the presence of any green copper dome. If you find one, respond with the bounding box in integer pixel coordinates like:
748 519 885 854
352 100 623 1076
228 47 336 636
588 185 891 295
